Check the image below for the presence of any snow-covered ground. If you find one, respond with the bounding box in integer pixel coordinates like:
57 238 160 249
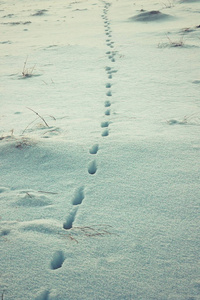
0 0 200 299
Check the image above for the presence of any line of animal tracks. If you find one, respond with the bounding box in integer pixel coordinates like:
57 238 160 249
50 1 117 273
63 1 116 236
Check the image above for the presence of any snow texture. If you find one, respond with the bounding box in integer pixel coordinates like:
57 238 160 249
0 0 200 299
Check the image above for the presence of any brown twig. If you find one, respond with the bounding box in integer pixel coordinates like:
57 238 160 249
49 115 56 120
38 191 58 195
26 107 49 127
22 116 39 135
26 192 32 198
68 235 78 243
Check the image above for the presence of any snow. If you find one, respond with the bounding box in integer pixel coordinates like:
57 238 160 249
0 0 200 299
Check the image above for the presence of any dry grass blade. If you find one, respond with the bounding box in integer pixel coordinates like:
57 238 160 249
38 191 58 195
49 115 56 120
27 107 49 127
22 56 28 76
68 235 78 243
22 116 39 134
71 225 114 238
62 224 114 242
22 56 36 78
26 192 32 198
162 0 174 8
166 34 185 47
0 129 14 141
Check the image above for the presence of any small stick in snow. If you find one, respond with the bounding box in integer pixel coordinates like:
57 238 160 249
26 192 32 198
38 191 58 195
22 117 39 135
22 56 28 76
68 235 78 243
26 107 49 127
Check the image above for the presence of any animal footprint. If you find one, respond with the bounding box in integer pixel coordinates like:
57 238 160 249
89 144 99 154
0 229 10 237
106 90 112 96
63 207 78 230
88 160 97 175
35 288 50 300
102 129 109 137
105 66 111 72
50 250 65 270
101 121 109 128
104 100 111 107
105 109 111 116
107 42 114 46
72 186 84 205
106 83 112 88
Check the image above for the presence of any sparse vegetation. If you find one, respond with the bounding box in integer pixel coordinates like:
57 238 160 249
22 56 36 78
0 130 35 149
162 0 175 8
0 108 57 148
62 224 115 243
158 33 186 48
0 129 14 141
166 34 185 47
26 107 49 128
23 108 52 133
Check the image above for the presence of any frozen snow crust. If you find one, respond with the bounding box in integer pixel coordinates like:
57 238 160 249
0 0 200 299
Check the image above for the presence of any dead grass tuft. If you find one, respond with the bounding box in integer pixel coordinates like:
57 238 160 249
158 34 186 48
22 56 36 78
22 107 52 135
62 224 115 243
166 34 185 47
0 130 36 149
162 0 175 8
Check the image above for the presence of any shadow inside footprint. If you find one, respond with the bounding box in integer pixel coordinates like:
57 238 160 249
104 100 111 107
89 144 99 154
63 207 78 230
72 186 84 205
0 229 10 237
88 160 97 175
102 129 109 137
50 250 65 270
35 289 50 300
105 109 111 116
101 121 109 128
106 83 112 88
